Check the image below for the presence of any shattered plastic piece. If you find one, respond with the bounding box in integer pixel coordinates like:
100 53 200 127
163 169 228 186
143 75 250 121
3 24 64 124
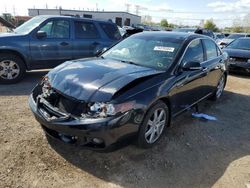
192 113 217 121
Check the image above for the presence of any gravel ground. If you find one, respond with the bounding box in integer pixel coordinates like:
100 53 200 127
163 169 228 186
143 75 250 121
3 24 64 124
0 71 249 188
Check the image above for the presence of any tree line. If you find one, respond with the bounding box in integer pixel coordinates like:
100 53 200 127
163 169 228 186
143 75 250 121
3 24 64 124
144 18 250 33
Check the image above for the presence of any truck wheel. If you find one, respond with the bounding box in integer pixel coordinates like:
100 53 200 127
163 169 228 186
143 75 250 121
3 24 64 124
0 53 26 84
137 101 170 148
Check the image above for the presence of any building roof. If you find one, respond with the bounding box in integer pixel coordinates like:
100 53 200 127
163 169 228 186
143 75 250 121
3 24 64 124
0 17 15 29
32 15 118 24
28 8 141 18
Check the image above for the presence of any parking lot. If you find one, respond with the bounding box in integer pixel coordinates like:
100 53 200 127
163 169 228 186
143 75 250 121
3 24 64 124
0 72 249 188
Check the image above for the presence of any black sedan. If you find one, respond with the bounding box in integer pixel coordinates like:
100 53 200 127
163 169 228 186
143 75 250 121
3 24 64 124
223 37 250 74
29 32 228 150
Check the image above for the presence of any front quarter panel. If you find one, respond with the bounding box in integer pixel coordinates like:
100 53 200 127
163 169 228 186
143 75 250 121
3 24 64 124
112 73 176 117
0 35 30 65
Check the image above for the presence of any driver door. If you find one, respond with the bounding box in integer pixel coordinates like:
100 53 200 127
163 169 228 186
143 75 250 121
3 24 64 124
171 39 210 115
30 18 72 68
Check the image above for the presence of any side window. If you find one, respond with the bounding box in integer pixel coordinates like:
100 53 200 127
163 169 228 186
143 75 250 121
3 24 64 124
40 21 53 36
40 20 70 39
75 21 99 39
100 23 121 40
203 39 218 60
182 39 204 64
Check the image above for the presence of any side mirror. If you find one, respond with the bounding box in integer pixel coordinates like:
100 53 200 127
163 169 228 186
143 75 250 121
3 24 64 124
95 47 108 56
182 61 202 71
36 30 47 39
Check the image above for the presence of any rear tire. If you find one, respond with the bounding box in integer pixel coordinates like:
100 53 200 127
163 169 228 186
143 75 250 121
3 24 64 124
0 53 26 84
137 101 170 149
210 74 226 101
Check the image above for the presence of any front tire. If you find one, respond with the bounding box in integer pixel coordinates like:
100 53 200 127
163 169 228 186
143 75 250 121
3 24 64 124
0 53 26 84
137 101 169 148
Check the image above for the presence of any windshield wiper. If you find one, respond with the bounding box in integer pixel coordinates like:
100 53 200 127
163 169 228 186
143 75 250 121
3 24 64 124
120 60 138 65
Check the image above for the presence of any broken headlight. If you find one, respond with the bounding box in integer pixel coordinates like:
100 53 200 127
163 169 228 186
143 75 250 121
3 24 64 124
88 101 135 117
41 76 53 97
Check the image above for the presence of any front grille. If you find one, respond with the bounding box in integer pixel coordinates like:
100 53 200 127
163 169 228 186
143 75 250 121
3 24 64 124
43 89 87 117
56 94 87 116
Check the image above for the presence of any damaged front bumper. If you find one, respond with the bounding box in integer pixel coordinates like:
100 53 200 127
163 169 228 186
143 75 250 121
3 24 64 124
29 95 140 150
229 61 250 74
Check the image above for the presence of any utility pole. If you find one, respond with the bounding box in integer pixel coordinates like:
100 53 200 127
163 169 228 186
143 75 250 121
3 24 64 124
135 5 147 15
13 5 16 16
135 5 139 15
125 3 131 13
96 3 98 11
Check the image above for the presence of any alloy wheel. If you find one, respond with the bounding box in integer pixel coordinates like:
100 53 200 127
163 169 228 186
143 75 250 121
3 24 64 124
216 76 225 99
145 108 166 144
0 60 20 80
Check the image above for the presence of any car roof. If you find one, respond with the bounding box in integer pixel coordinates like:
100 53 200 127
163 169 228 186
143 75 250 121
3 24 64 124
133 31 209 40
35 15 115 24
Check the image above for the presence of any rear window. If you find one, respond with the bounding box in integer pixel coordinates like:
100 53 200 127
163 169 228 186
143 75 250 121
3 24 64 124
100 23 121 40
203 31 214 38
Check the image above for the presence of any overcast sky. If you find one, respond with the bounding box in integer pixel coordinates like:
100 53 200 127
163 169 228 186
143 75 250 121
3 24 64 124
1 0 250 27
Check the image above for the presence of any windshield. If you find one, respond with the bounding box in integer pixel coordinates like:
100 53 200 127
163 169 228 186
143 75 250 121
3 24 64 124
227 38 250 50
102 35 182 70
14 16 47 34
227 34 245 39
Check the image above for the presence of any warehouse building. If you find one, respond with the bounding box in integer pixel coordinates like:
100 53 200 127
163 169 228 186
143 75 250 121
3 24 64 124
28 8 141 27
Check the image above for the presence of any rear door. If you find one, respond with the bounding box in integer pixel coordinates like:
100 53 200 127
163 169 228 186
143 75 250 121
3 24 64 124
72 21 102 59
30 18 72 68
171 39 209 115
201 38 224 94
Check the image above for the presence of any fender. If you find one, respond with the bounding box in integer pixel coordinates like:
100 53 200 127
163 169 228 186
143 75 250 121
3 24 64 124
0 36 31 69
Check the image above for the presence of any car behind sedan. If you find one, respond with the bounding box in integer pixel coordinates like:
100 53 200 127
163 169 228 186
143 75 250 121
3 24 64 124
224 37 250 74
29 32 228 150
219 33 250 48
0 15 121 84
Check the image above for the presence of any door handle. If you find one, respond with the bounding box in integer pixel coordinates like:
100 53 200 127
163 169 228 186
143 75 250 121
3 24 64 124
60 42 69 46
202 67 208 72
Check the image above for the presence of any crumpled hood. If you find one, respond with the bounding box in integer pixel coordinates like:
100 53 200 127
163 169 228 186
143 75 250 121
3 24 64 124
0 32 24 38
48 58 164 102
224 48 250 59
